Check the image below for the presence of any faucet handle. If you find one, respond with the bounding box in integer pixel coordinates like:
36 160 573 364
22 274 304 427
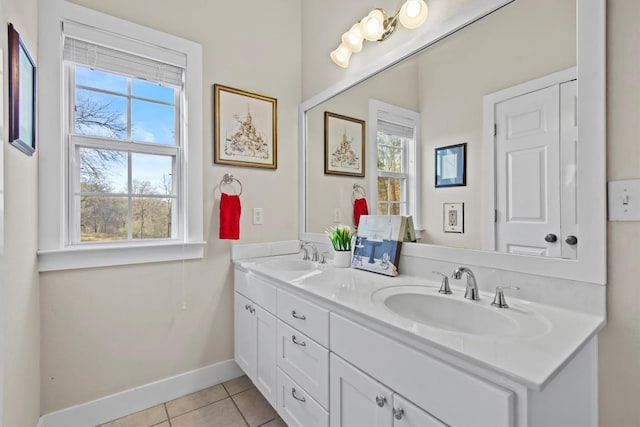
432 271 452 295
491 286 520 309
320 252 330 264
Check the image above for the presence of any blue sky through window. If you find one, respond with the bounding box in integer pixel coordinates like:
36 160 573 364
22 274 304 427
75 66 178 195
75 66 177 145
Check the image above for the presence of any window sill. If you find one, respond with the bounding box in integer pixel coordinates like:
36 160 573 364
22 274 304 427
38 241 206 272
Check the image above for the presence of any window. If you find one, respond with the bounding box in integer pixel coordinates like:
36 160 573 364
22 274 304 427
368 100 422 229
38 2 203 271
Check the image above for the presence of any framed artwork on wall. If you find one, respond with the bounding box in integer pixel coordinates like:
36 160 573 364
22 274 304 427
214 84 277 169
8 23 36 156
435 143 466 187
324 111 365 177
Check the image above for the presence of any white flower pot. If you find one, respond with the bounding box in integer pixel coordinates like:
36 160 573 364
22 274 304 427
333 250 352 268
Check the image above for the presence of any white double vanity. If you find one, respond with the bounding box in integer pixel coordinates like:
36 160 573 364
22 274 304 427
232 244 604 427
233 0 606 425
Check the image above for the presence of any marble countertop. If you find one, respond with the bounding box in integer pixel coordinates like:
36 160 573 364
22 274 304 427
236 255 605 391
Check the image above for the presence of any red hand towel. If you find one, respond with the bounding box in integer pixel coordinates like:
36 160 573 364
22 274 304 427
220 192 241 240
353 198 369 227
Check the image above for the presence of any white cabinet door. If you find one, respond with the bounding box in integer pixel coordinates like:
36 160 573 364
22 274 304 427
234 291 277 407
235 292 256 380
330 354 392 427
255 304 277 407
392 394 447 427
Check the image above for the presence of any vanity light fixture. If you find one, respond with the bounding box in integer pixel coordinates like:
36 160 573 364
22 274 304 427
330 0 429 68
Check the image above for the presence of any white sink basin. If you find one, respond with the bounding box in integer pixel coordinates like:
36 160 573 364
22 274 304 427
383 292 518 335
260 259 317 271
373 285 551 337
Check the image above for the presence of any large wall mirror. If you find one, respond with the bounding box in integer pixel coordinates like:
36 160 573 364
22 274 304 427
300 0 605 284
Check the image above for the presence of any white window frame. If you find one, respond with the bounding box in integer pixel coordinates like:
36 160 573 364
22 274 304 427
368 99 422 231
38 0 204 271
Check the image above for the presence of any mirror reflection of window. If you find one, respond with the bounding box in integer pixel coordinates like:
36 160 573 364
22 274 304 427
370 100 421 229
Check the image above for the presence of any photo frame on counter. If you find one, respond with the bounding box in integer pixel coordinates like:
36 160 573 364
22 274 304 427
214 84 277 169
435 143 466 187
8 23 36 156
324 112 365 177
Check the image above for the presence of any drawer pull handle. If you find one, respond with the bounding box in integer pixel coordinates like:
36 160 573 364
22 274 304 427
393 407 405 420
375 395 386 407
291 310 306 320
291 387 306 402
291 335 306 347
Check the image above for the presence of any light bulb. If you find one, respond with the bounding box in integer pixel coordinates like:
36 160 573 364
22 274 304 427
330 43 352 68
342 24 364 53
399 0 428 29
360 9 386 41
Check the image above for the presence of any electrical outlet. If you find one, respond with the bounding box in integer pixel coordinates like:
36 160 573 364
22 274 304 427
334 208 341 222
253 207 264 225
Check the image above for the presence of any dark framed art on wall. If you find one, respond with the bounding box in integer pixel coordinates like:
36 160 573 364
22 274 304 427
8 23 36 156
435 143 466 187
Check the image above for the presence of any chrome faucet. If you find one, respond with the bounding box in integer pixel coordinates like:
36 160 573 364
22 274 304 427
300 243 319 262
452 266 480 301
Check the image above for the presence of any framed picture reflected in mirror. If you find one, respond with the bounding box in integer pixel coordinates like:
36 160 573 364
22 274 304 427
435 143 466 187
324 112 365 177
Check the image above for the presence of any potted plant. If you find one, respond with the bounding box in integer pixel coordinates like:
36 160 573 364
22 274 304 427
326 225 355 267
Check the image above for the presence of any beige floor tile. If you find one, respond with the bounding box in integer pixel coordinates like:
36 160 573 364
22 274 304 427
99 404 167 427
258 416 287 427
231 388 277 427
223 375 254 396
171 398 248 427
166 384 229 418
152 422 170 427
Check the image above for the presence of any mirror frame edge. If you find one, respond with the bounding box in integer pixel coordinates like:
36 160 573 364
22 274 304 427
299 0 606 285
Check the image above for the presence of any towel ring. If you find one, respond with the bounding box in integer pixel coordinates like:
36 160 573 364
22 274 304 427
219 173 243 196
352 183 366 203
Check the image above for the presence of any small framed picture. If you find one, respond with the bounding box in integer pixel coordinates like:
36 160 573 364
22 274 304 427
8 23 36 156
324 112 365 177
214 84 277 169
435 143 466 187
443 202 464 233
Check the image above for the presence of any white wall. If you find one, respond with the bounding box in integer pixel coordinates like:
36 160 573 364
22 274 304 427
39 0 301 413
1 0 41 425
599 1 640 425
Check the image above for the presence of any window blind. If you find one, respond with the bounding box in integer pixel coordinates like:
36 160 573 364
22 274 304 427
63 22 184 87
377 119 415 139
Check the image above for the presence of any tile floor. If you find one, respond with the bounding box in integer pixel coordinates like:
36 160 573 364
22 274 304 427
98 375 287 427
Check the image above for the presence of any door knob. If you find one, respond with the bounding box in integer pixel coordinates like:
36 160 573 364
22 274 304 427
565 235 578 245
544 233 558 243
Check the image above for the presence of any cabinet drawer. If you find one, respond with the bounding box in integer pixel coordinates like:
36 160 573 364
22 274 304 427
277 289 329 346
277 320 329 409
330 314 514 427
235 268 276 313
277 368 329 427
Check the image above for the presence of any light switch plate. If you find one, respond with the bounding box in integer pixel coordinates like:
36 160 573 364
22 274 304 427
608 179 640 221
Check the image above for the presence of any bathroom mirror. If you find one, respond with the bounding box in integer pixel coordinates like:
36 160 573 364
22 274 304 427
299 0 606 284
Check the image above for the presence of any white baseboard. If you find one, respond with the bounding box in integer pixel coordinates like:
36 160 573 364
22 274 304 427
39 359 244 427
